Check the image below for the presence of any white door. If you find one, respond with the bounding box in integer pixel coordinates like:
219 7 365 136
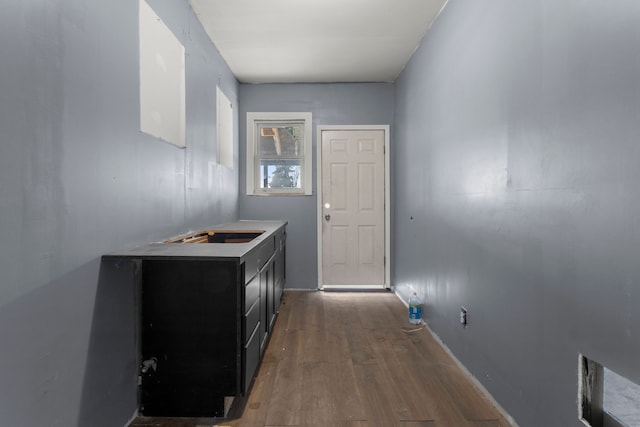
319 128 387 288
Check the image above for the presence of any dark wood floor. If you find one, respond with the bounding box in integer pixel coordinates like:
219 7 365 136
130 291 512 427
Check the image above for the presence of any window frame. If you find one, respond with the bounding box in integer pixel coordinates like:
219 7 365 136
246 112 312 196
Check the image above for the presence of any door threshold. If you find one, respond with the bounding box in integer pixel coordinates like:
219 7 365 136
321 285 389 292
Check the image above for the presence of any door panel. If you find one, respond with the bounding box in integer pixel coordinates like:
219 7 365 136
321 129 385 286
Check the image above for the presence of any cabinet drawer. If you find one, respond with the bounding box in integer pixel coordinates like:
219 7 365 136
244 253 259 284
243 322 261 394
257 236 276 268
245 276 259 309
243 298 260 344
277 228 286 251
244 236 276 284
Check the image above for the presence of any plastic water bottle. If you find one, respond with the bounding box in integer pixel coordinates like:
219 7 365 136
408 292 422 324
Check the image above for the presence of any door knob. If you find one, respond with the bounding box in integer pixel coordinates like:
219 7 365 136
324 214 331 221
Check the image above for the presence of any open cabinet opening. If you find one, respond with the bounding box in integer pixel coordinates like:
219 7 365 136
579 355 640 427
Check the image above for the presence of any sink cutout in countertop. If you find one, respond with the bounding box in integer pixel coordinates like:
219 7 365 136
165 230 265 244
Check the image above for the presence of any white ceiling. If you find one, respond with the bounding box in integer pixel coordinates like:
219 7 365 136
189 0 448 84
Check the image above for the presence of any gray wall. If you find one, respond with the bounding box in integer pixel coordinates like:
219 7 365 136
393 0 640 426
0 0 238 425
238 83 394 290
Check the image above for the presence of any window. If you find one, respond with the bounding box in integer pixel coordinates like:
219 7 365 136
246 112 312 195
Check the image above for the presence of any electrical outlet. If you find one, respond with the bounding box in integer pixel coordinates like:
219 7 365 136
460 306 468 327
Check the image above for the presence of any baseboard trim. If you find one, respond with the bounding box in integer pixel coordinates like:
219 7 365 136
123 409 138 427
393 292 519 427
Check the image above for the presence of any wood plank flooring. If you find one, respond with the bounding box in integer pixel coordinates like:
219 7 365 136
129 291 512 427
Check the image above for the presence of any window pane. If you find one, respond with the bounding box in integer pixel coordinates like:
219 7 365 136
258 125 303 158
259 160 302 190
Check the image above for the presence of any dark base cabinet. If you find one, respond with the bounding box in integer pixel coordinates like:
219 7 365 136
140 260 239 417
112 221 287 419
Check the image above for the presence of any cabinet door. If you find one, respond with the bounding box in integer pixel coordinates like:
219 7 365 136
266 261 275 331
140 260 240 417
259 266 268 351
243 320 261 394
274 245 285 309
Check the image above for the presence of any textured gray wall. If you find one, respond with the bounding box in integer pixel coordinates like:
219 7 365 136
0 0 238 425
393 1 640 426
238 83 394 290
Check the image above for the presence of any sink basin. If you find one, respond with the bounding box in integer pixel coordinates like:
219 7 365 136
207 230 264 243
166 229 265 244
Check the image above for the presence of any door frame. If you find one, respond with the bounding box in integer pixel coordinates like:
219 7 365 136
316 125 391 290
